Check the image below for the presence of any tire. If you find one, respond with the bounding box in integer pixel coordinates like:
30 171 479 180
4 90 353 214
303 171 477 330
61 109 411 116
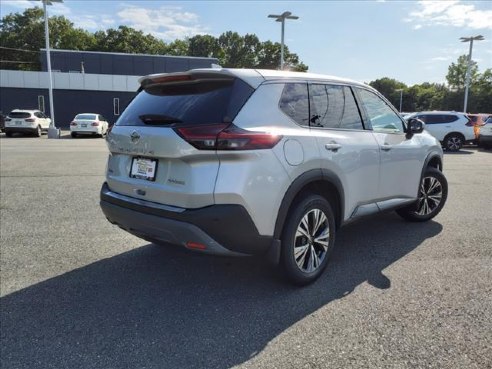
6 131 13 137
71 132 77 138
444 133 463 152
396 167 448 222
280 194 336 285
35 125 42 137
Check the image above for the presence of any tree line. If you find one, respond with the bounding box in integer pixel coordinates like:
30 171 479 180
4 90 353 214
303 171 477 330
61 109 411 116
1 7 490 112
0 7 307 71
369 55 491 113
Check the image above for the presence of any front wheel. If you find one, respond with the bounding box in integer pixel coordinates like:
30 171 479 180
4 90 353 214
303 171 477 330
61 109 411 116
280 194 336 285
396 167 448 222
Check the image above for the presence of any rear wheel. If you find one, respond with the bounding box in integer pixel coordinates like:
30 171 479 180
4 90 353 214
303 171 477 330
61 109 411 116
280 194 336 285
71 132 77 138
35 125 42 137
444 133 463 152
6 132 13 137
396 167 448 222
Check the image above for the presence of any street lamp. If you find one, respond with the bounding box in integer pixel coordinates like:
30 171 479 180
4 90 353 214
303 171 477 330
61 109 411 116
396 89 403 112
268 11 299 70
37 0 63 138
460 35 484 113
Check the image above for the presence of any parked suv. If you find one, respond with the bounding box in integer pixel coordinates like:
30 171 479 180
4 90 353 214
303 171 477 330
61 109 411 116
405 111 474 151
4 109 51 137
100 69 448 285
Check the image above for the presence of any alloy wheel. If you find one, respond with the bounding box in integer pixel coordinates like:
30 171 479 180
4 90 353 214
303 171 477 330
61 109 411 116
447 136 462 151
415 176 443 216
293 209 330 273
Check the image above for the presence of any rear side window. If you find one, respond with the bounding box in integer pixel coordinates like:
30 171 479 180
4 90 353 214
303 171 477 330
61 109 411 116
418 114 459 124
279 83 309 126
8 112 31 119
309 84 364 130
116 78 254 127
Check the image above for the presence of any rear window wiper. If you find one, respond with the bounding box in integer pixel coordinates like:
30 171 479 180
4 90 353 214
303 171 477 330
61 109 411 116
139 114 183 125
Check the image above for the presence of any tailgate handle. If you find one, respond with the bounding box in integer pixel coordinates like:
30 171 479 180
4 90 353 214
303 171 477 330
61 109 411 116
325 143 342 152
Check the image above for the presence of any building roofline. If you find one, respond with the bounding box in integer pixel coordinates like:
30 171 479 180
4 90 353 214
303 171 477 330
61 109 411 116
40 48 218 61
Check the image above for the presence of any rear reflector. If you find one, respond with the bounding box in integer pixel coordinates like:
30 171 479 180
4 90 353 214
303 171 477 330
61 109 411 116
175 124 282 150
186 241 207 250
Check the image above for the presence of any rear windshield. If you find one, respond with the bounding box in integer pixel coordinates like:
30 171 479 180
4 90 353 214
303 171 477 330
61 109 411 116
116 78 254 127
75 114 97 120
8 112 31 119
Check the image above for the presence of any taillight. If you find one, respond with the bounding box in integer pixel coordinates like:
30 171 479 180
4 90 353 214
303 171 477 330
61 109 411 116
91 122 99 126
175 124 282 150
25 118 35 122
70 121 77 126
5 118 11 122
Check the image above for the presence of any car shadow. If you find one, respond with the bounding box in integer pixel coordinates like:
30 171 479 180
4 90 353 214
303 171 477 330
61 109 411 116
1 213 442 369
443 149 474 155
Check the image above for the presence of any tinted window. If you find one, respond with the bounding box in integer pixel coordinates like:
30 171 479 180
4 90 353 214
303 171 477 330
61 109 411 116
8 112 31 119
116 78 253 127
309 84 363 129
76 114 97 120
417 114 459 124
441 114 459 123
279 83 309 126
357 89 404 133
34 112 42 118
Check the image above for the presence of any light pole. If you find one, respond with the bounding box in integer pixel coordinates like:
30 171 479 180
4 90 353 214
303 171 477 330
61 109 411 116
460 35 484 113
268 11 299 70
396 89 403 112
38 0 63 138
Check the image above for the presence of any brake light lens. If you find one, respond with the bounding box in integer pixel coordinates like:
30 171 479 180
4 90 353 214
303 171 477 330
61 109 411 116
70 121 77 126
5 118 11 122
175 124 282 150
91 122 99 126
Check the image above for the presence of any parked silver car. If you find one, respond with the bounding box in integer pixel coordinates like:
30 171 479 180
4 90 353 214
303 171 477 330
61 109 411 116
100 69 448 285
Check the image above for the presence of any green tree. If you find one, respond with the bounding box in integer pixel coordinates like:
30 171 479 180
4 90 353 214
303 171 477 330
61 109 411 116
446 54 479 90
93 26 167 54
0 7 95 70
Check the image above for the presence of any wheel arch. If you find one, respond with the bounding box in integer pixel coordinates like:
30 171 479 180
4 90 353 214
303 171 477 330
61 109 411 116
422 152 443 178
273 169 345 240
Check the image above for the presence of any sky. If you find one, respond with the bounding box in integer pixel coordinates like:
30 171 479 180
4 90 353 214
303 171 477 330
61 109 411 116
1 0 491 86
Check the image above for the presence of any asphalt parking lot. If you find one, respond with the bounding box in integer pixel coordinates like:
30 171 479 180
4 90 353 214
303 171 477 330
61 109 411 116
1 134 491 369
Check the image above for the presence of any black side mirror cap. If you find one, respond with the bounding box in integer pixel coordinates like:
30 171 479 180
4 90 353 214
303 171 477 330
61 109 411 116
406 118 424 138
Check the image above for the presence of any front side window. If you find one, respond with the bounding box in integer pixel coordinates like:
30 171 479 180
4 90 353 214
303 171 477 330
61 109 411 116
308 84 363 130
279 83 309 126
357 89 404 133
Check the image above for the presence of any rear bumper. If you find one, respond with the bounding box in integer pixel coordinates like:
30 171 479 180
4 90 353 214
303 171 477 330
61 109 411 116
100 182 274 256
4 127 39 134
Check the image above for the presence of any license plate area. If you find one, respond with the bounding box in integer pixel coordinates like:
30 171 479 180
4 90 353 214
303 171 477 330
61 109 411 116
130 157 157 181
81 123 87 127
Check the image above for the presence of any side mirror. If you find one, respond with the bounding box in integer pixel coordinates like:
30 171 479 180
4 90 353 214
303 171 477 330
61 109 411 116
406 118 424 138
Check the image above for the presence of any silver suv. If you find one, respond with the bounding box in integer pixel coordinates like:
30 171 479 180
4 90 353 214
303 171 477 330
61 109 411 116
100 69 448 285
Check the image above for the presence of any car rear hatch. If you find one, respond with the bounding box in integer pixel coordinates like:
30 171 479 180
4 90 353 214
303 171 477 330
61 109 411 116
105 70 257 209
7 112 33 127
73 114 98 131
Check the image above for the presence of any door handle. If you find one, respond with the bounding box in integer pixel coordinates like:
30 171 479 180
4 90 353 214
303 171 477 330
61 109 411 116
325 143 342 152
381 144 393 151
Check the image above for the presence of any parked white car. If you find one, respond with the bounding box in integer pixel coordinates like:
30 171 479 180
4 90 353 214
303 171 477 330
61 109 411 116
4 109 51 137
405 111 474 151
478 116 492 149
70 113 109 138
